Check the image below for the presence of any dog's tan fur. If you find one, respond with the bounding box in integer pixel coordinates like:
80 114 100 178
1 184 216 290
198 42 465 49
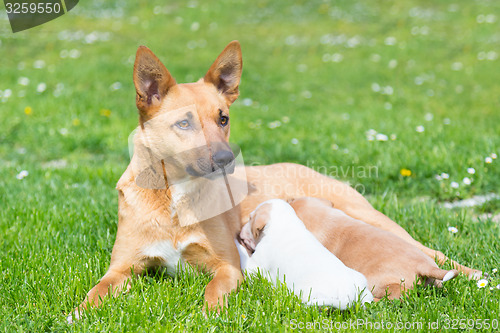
72 41 480 318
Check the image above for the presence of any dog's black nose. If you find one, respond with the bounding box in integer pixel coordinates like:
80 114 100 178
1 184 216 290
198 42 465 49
213 150 234 168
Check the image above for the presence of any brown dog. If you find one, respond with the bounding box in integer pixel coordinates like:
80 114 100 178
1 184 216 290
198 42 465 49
69 41 480 321
289 197 459 299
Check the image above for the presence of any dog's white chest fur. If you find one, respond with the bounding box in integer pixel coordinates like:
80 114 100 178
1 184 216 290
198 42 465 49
141 236 199 275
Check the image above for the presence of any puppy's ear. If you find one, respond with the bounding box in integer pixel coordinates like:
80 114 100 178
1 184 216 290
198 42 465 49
251 204 271 239
133 46 176 120
204 41 242 105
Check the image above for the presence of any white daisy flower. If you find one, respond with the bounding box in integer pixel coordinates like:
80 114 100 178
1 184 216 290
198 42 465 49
416 125 425 133
291 138 299 145
331 53 343 63
267 121 281 129
492 268 497 274
477 279 488 288
33 60 46 69
242 98 253 106
463 177 472 185
451 62 463 71
376 134 388 141
301 90 312 99
441 173 450 179
448 226 458 233
384 36 397 45
370 54 381 62
467 168 476 174
485 157 493 163
450 181 459 188
16 170 29 180
110 82 122 91
69 49 81 58
18 77 30 86
491 153 497 159
382 86 394 95
190 22 200 31
37 83 47 93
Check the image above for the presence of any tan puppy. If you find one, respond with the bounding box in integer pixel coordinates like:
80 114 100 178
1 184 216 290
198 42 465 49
289 197 459 300
69 41 479 321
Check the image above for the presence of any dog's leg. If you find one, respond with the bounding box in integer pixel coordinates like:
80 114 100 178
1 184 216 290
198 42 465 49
383 283 403 300
204 263 244 313
421 267 459 288
67 265 137 323
193 217 244 313
343 206 482 279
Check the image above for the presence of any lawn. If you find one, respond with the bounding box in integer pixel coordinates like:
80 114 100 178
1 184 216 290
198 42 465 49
0 0 499 332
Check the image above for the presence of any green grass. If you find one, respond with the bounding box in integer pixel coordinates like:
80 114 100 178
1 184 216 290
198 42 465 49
1 0 499 331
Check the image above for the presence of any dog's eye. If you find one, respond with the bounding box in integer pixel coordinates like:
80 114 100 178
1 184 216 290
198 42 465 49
220 116 229 127
176 120 190 129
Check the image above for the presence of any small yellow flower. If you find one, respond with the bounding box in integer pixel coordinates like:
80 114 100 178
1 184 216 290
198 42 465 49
400 168 412 177
72 118 81 126
24 106 32 115
241 314 246 319
100 108 111 117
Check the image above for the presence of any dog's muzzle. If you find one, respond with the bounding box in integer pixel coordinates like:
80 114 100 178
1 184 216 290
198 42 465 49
213 150 234 168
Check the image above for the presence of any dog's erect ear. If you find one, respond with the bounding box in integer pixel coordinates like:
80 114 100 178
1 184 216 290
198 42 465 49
133 46 176 119
204 41 242 105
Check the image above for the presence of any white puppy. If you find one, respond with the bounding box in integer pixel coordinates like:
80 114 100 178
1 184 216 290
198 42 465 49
238 199 373 309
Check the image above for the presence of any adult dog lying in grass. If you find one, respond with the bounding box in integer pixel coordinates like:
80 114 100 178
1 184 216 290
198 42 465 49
68 40 481 321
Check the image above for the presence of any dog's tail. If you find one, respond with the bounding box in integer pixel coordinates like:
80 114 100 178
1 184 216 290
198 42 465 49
419 266 459 287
